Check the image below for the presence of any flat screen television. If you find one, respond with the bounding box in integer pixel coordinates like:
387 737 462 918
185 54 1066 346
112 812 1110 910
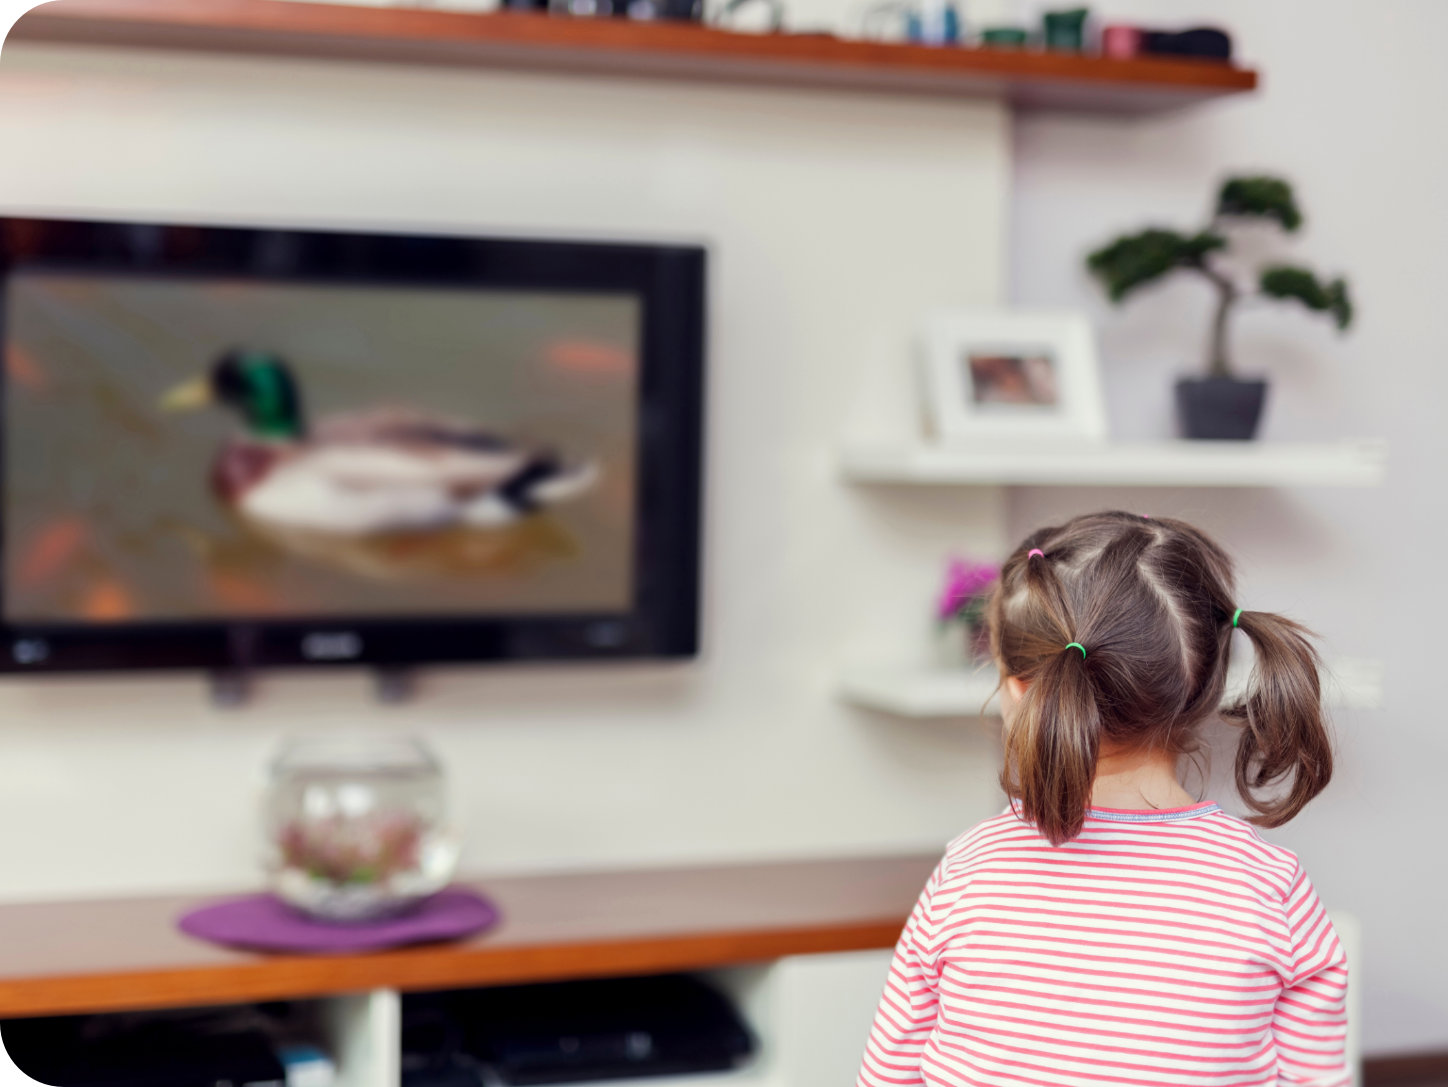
0 217 705 673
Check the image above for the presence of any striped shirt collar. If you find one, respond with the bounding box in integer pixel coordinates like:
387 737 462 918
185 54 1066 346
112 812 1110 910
1085 801 1221 823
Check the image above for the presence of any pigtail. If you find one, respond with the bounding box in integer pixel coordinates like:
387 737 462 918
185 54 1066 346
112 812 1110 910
1221 610 1333 827
1001 647 1100 846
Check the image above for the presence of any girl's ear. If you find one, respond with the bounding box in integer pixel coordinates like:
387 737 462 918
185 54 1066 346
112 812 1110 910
999 673 1028 723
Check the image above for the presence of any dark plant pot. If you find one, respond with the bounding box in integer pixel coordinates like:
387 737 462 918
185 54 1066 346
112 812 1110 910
1175 377 1268 440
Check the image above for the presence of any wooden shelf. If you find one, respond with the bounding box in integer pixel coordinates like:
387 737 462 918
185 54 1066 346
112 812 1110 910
839 658 1384 719
0 853 932 1019
839 440 1387 488
11 0 1257 114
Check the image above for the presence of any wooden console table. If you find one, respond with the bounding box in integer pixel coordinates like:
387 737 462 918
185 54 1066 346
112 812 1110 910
0 853 933 1019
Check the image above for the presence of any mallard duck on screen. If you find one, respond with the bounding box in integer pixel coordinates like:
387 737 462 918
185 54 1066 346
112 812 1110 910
160 349 599 537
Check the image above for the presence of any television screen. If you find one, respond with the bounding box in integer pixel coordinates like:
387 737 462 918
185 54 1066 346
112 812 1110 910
0 220 704 671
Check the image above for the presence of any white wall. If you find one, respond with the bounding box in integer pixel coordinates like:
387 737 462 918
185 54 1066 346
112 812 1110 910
0 0 1438 1061
0 43 1010 898
1007 0 1446 1055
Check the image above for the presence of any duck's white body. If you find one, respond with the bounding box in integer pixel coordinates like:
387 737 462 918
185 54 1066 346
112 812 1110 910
221 415 598 536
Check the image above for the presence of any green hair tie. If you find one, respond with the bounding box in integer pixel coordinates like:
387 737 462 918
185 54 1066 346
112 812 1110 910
1065 642 1086 659
1232 608 1243 628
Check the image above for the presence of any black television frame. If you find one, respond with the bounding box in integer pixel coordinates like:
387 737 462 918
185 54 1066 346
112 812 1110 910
0 217 705 674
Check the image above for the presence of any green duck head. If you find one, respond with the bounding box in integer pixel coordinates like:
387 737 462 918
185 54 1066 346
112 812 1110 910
160 350 307 441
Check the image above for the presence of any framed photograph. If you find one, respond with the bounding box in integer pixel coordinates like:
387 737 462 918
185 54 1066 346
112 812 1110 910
918 309 1107 445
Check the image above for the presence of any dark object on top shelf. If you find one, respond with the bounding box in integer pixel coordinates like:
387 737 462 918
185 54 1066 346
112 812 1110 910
1141 26 1233 61
551 0 704 22
3 1009 290 1087
1086 176 1353 441
626 0 704 21
402 974 754 1086
549 0 619 16
1042 8 1089 52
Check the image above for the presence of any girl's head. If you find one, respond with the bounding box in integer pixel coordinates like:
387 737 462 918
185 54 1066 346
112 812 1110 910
988 510 1332 845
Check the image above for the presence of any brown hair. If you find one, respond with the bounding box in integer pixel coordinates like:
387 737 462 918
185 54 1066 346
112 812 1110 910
988 511 1332 845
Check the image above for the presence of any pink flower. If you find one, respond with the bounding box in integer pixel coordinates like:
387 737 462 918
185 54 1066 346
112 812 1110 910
938 557 999 621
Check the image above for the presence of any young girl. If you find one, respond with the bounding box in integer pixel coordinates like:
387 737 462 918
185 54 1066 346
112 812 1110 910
858 511 1347 1087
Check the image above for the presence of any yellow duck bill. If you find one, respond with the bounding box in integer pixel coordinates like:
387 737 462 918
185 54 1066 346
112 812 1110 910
159 376 214 413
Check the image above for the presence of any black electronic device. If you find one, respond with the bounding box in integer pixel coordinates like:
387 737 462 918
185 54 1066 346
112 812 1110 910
2 1013 288 1087
1141 27 1233 61
0 217 706 674
402 975 754 1086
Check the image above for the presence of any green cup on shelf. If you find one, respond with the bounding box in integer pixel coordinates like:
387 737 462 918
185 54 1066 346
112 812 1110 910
980 26 1029 47
1042 7 1089 51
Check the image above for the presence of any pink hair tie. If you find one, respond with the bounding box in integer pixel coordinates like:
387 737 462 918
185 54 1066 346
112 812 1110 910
1027 549 1044 559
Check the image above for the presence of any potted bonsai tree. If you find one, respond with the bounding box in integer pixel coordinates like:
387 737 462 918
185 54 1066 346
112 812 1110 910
1085 176 1353 440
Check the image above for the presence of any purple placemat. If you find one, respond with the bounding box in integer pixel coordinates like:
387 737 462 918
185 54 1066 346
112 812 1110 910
178 888 500 954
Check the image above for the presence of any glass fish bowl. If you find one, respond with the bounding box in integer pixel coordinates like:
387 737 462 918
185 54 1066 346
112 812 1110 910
265 735 460 923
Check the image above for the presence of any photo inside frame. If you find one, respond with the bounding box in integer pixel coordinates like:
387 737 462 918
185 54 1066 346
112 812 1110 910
963 350 1060 410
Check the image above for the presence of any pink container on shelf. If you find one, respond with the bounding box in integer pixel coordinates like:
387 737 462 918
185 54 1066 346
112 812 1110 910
1101 24 1143 59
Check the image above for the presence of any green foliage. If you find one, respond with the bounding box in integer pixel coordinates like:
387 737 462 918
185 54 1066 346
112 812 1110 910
1086 229 1226 303
1083 174 1352 378
1216 176 1303 232
1259 265 1353 330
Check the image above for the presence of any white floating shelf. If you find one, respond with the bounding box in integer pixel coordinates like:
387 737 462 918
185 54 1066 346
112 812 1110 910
840 667 1001 718
838 440 1387 488
840 658 1383 719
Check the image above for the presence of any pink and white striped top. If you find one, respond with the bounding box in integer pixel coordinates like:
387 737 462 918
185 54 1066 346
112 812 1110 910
857 803 1348 1087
